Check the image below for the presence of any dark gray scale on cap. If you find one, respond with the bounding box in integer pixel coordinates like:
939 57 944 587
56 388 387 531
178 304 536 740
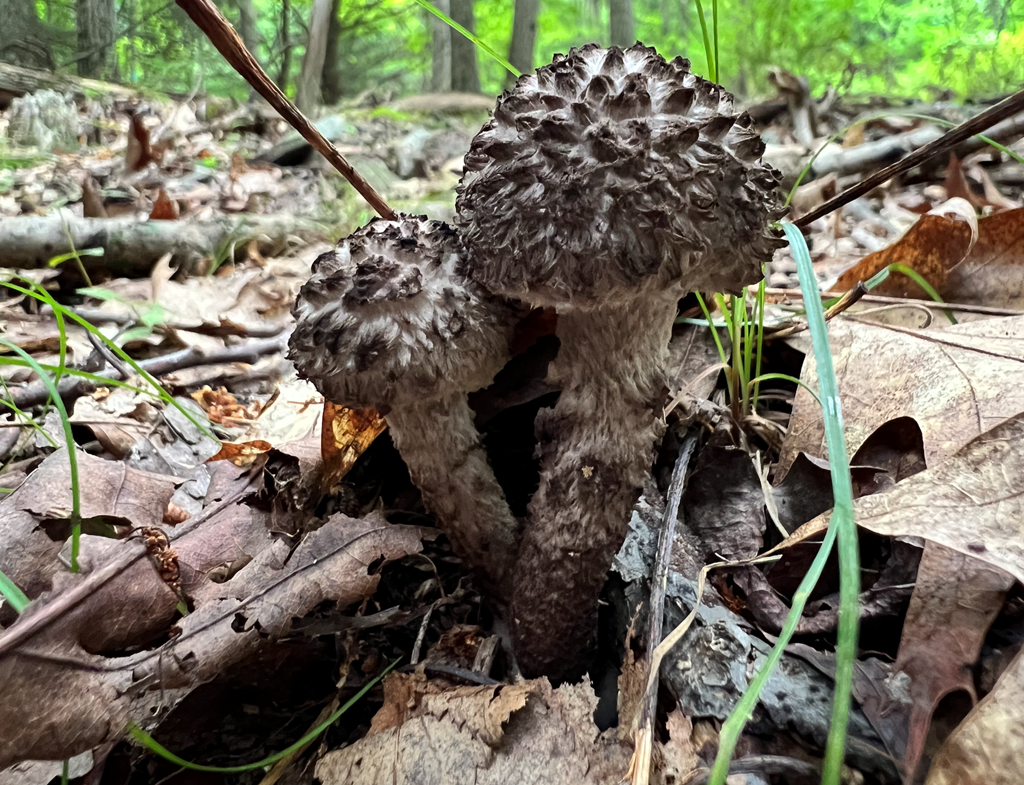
288 215 515 412
457 41 784 307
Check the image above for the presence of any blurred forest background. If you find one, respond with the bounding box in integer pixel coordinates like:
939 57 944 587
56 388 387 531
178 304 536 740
4 0 1024 109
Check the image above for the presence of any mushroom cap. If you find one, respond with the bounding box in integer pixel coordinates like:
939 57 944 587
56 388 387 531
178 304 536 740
288 216 515 410
456 42 785 308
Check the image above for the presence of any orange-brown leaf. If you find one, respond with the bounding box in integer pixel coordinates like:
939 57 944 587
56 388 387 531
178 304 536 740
944 206 1024 308
833 198 977 299
149 189 179 220
207 440 273 466
320 403 387 492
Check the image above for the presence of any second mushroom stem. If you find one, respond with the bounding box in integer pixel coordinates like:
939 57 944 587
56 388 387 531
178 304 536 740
386 394 521 604
512 297 682 679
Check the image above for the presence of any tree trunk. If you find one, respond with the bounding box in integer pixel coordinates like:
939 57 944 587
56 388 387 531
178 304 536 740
76 0 115 79
608 0 634 48
233 0 261 99
430 0 452 92
277 0 293 88
1 0 52 69
449 0 479 93
295 0 333 113
320 0 343 104
507 0 538 85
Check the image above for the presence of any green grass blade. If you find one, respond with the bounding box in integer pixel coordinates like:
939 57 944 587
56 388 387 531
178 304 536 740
412 0 520 78
712 0 719 86
695 292 729 366
786 222 859 785
753 278 767 410
747 372 822 406
2 281 215 439
0 569 30 613
0 341 82 572
693 0 716 81
129 659 401 772
709 225 859 785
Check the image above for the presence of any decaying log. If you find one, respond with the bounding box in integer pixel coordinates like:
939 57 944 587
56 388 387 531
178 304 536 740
0 215 328 274
0 62 139 108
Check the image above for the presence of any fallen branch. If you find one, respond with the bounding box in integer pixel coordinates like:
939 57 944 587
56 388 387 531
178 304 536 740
40 306 287 339
0 62 140 108
10 334 289 409
176 0 396 221
0 214 328 274
794 85 1024 227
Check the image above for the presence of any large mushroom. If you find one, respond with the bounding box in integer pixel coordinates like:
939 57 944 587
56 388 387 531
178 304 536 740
457 43 784 678
288 215 520 601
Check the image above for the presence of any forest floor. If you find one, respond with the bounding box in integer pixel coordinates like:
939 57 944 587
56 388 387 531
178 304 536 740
2 78 1024 785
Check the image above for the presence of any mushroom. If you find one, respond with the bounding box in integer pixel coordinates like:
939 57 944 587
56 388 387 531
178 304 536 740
288 215 520 601
457 43 784 678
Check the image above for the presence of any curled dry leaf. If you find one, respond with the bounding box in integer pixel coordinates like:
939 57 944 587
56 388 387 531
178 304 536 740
321 402 387 493
945 205 1024 309
0 510 430 767
779 315 1024 480
926 647 1024 785
895 543 1014 777
206 439 273 466
833 197 977 298
315 672 631 785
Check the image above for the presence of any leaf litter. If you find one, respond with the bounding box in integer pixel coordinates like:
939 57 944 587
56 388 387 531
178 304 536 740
5 62 1024 785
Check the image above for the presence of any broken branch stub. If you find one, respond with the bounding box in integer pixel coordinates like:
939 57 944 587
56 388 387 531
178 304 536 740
288 216 520 601
457 43 783 678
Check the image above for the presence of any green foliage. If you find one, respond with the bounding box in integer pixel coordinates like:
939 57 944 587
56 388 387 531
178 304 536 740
31 0 1024 102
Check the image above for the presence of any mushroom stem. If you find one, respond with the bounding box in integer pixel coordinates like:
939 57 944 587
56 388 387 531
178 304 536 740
387 393 520 602
512 296 680 679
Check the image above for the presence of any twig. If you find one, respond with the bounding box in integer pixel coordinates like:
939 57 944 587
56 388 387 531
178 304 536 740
763 287 1023 317
762 282 867 341
40 306 287 339
629 432 698 785
175 0 396 221
793 85 1024 227
11 334 289 409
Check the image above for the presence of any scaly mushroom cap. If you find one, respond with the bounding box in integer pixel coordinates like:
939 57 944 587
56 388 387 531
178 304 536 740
457 42 784 307
289 215 515 410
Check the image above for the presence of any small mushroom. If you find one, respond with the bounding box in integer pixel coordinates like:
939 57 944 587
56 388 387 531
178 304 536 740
457 43 784 678
288 215 520 600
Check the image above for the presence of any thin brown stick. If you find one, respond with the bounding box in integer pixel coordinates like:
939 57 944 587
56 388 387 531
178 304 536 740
762 282 868 341
11 334 289 409
175 0 396 221
629 432 698 785
793 86 1024 227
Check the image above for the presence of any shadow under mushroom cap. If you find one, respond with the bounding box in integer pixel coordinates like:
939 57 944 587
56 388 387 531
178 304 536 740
457 42 785 308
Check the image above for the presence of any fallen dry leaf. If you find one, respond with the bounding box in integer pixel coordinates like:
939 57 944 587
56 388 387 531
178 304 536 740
206 439 272 466
779 315 1024 480
321 403 387 493
316 673 631 785
148 189 179 220
833 198 977 298
0 510 429 767
926 647 1024 785
942 154 994 210
0 450 179 599
894 543 1014 778
834 411 1024 584
945 206 1024 309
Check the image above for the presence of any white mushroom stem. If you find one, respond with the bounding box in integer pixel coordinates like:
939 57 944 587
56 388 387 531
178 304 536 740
387 393 520 602
512 296 679 679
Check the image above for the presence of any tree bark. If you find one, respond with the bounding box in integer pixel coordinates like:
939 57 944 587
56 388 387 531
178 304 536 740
608 0 634 48
449 0 479 93
430 0 452 92
320 0 343 104
233 0 261 100
76 0 115 78
277 0 293 88
507 0 538 84
295 0 332 113
0 0 52 69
